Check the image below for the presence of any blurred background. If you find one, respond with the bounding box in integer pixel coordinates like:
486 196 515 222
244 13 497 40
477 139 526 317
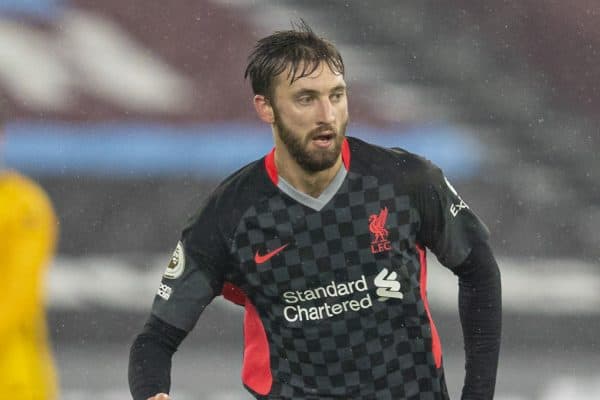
1 0 599 399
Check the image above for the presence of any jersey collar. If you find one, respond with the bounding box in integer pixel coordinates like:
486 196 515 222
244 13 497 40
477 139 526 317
264 137 351 186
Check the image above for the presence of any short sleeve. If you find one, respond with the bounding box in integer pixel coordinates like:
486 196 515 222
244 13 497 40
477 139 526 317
417 164 490 269
150 194 229 332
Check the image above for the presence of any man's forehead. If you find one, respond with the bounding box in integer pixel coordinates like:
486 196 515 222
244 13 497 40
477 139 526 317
275 62 346 92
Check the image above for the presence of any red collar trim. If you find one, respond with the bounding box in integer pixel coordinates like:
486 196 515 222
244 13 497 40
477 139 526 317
264 138 351 185
341 138 351 170
265 147 279 185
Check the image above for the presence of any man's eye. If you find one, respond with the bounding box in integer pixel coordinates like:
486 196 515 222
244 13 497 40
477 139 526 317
331 93 344 101
297 96 313 104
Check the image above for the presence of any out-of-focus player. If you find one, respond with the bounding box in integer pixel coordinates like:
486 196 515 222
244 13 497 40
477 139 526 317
0 99 59 399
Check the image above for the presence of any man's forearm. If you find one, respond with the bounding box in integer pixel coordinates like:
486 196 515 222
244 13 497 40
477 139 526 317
128 315 187 400
454 241 502 400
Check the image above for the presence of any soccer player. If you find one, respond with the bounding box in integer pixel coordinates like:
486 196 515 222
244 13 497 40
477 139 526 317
0 103 60 399
129 22 501 400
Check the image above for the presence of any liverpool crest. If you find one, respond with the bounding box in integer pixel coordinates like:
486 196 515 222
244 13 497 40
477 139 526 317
369 207 391 254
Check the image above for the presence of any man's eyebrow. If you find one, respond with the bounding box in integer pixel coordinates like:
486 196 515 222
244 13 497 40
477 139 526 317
293 88 320 97
330 85 347 92
293 85 347 96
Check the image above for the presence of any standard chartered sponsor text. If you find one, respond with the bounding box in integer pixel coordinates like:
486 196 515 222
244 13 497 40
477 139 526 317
283 276 373 322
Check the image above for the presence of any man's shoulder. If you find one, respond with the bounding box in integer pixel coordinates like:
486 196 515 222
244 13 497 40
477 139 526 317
188 156 273 226
347 136 440 182
0 170 57 234
1 169 42 193
211 157 271 201
0 170 54 211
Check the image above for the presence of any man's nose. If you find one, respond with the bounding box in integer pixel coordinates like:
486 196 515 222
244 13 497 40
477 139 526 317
316 98 336 124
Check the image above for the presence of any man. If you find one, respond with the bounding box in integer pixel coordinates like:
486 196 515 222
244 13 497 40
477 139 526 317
0 102 60 399
129 22 501 400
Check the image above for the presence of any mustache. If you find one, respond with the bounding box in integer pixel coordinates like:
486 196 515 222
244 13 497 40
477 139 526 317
309 124 337 138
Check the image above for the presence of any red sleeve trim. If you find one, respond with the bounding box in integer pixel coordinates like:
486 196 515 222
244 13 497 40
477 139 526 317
242 301 273 395
221 281 246 306
417 243 443 368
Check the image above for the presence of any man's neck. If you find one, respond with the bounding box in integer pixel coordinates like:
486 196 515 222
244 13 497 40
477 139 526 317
274 150 343 198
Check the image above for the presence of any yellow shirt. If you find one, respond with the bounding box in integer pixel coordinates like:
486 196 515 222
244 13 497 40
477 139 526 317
0 170 58 399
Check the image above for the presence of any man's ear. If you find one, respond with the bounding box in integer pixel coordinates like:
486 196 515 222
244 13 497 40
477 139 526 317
253 95 275 124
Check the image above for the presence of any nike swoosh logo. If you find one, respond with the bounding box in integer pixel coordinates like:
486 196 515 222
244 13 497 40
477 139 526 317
254 243 289 264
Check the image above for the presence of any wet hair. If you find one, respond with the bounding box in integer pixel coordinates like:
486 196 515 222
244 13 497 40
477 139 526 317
244 20 344 99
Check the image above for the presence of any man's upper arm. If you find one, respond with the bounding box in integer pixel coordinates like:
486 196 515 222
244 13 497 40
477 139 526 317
150 195 229 332
416 164 490 269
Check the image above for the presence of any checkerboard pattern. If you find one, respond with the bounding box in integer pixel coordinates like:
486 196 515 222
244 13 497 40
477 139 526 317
229 172 450 399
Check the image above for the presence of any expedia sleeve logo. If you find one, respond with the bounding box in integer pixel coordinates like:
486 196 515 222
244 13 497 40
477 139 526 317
164 241 185 279
444 176 469 217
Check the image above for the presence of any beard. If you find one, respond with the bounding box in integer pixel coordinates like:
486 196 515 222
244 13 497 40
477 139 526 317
273 111 348 173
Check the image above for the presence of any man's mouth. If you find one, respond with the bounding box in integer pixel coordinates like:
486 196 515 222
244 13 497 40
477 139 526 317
312 130 335 142
311 130 335 146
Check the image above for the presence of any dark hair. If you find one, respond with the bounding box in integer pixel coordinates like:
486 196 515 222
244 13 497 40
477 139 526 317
244 20 344 99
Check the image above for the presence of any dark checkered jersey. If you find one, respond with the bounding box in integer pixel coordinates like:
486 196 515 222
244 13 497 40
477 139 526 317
151 136 489 399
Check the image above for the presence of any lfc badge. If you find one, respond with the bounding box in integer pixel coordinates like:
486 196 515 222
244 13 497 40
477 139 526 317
369 207 391 254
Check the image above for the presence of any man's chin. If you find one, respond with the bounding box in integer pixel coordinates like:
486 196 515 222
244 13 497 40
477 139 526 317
297 153 340 173
306 142 342 171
